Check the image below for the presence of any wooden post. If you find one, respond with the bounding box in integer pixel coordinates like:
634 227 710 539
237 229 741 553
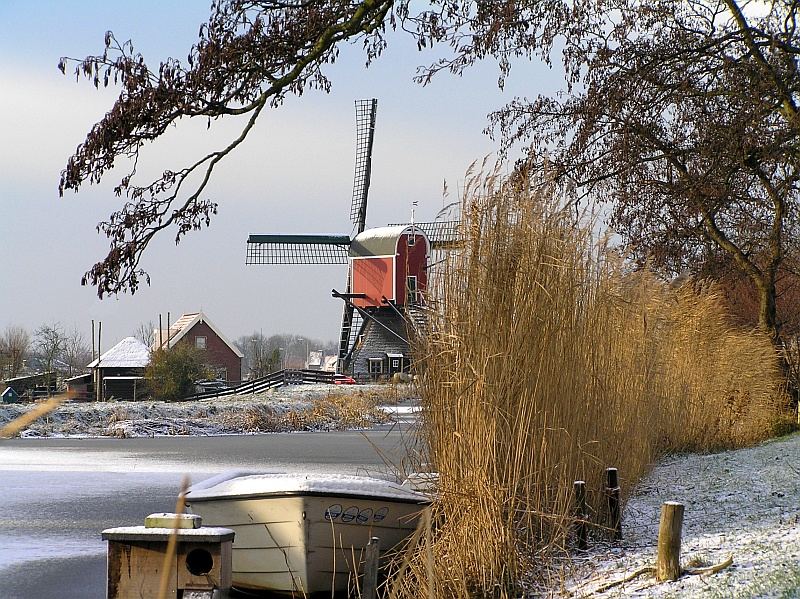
657 501 684 581
362 536 380 599
96 321 103 403
574 480 588 550
605 467 622 540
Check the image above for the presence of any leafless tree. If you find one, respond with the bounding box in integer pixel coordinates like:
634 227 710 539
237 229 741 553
237 332 283 378
62 326 92 377
34 323 65 395
134 320 156 348
0 325 30 379
481 0 800 343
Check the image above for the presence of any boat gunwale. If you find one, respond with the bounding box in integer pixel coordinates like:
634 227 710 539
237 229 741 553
184 489 431 505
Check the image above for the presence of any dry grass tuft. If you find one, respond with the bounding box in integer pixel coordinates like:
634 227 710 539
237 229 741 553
216 392 389 433
387 165 791 598
219 404 278 432
307 391 388 428
106 406 129 425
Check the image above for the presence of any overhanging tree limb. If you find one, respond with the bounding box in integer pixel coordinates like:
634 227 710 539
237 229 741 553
61 0 395 297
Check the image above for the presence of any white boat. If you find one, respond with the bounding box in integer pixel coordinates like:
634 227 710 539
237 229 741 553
184 472 429 596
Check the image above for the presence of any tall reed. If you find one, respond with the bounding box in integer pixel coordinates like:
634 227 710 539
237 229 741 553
388 165 790 598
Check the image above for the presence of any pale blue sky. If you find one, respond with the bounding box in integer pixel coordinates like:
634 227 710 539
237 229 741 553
0 1 560 347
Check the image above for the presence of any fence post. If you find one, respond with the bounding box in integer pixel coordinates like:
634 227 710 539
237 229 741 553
574 480 588 550
605 467 622 541
657 501 684 581
362 536 381 599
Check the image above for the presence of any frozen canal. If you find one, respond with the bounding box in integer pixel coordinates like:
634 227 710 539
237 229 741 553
0 428 414 599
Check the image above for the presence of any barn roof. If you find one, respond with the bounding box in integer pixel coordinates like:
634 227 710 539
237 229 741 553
152 311 244 358
88 337 150 369
349 225 430 258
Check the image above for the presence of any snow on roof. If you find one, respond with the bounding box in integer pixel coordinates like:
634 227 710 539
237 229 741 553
88 337 150 369
185 472 429 503
350 225 430 258
152 311 244 358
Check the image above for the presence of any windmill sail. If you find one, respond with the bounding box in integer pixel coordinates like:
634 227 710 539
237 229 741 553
337 99 378 370
246 234 350 265
350 99 377 234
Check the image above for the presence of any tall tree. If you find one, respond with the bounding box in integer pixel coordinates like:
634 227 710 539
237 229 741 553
134 320 156 348
237 332 282 378
62 326 92 376
0 325 30 379
34 323 65 395
484 0 800 342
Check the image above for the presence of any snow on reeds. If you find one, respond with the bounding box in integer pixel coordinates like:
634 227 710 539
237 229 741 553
388 164 792 598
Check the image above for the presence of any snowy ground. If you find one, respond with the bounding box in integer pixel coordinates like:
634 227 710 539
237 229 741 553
568 433 800 598
0 383 419 438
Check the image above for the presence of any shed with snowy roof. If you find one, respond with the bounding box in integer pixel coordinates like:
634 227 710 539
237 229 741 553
2 386 19 404
88 336 150 401
153 311 243 382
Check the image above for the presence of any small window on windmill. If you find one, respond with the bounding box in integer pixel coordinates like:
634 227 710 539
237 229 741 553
368 358 384 374
195 336 207 350
407 233 416 246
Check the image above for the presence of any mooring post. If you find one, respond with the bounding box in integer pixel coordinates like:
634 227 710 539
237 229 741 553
573 480 588 550
362 536 381 599
605 467 622 541
657 501 684 581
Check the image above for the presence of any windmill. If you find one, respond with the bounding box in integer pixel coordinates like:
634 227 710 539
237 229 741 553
245 99 460 378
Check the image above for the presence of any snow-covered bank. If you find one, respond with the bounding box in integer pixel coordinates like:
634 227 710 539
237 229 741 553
570 433 800 598
0 383 419 438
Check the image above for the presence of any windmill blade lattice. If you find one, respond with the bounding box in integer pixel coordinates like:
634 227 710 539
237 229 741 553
246 234 350 265
350 99 378 233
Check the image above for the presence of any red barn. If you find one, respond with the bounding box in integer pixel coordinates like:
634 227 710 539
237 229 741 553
349 225 430 308
154 312 243 382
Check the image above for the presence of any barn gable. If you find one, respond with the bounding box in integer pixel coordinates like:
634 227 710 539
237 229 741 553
153 312 243 382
